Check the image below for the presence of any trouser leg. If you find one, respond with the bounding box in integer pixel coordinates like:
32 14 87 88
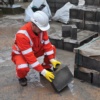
12 55 30 78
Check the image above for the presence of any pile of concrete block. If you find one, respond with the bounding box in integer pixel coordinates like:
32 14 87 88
49 24 98 52
74 36 100 87
69 6 100 33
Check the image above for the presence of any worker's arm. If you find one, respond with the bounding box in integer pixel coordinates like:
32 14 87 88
16 34 43 72
43 31 54 60
43 31 61 68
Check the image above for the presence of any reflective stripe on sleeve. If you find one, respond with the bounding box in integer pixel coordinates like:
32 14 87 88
17 64 28 69
43 62 52 67
15 44 20 51
22 48 32 55
44 39 50 44
44 50 54 55
17 30 33 47
31 61 40 68
12 49 20 54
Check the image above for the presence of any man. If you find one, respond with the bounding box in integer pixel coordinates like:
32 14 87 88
11 11 61 86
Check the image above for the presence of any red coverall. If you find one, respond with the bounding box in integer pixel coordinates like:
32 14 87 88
11 22 56 78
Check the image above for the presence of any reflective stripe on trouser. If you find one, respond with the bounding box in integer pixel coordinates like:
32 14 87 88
12 55 30 78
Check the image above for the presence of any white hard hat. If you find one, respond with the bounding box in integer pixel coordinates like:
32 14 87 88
30 11 50 31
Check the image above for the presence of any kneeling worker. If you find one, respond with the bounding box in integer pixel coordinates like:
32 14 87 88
11 11 61 86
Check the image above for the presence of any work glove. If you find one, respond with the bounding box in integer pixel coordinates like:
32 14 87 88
50 59 61 68
41 69 55 82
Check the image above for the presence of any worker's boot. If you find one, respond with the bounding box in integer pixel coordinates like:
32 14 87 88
18 77 27 86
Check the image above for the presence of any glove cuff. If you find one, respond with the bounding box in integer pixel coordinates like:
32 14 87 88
50 59 56 62
41 69 47 76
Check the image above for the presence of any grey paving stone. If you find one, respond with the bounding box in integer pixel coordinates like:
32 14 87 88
71 25 77 40
69 19 83 29
0 9 3 17
62 25 71 37
51 64 73 92
85 0 99 6
84 21 98 32
92 73 100 87
74 68 92 83
70 7 84 20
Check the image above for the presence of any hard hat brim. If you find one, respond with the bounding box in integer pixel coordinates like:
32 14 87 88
30 17 50 31
38 23 50 31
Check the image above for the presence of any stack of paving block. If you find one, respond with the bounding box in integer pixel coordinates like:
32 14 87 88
69 2 100 33
49 24 98 52
74 36 100 87
46 0 79 13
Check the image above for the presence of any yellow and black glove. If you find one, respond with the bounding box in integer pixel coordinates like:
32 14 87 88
50 59 61 68
41 69 55 82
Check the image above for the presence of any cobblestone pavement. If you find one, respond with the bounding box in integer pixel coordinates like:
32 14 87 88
0 2 100 100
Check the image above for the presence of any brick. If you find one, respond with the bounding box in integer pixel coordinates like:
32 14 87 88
51 64 73 92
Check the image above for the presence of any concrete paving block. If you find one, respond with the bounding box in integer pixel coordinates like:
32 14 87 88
62 25 71 37
75 53 83 66
69 0 79 5
51 64 74 92
70 7 83 20
74 68 91 83
69 19 83 29
84 10 97 21
84 21 98 32
96 8 100 22
98 22 100 33
85 0 99 6
0 9 3 17
83 56 100 72
92 73 100 87
71 25 77 40
0 5 25 14
49 37 63 49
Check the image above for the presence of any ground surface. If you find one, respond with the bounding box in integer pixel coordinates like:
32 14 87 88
0 2 100 100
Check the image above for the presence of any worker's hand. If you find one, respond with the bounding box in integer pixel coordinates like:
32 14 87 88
41 69 55 82
50 59 61 68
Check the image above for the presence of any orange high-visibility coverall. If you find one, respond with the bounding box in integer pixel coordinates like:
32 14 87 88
11 22 56 78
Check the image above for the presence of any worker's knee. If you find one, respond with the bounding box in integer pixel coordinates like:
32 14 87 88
16 67 30 74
